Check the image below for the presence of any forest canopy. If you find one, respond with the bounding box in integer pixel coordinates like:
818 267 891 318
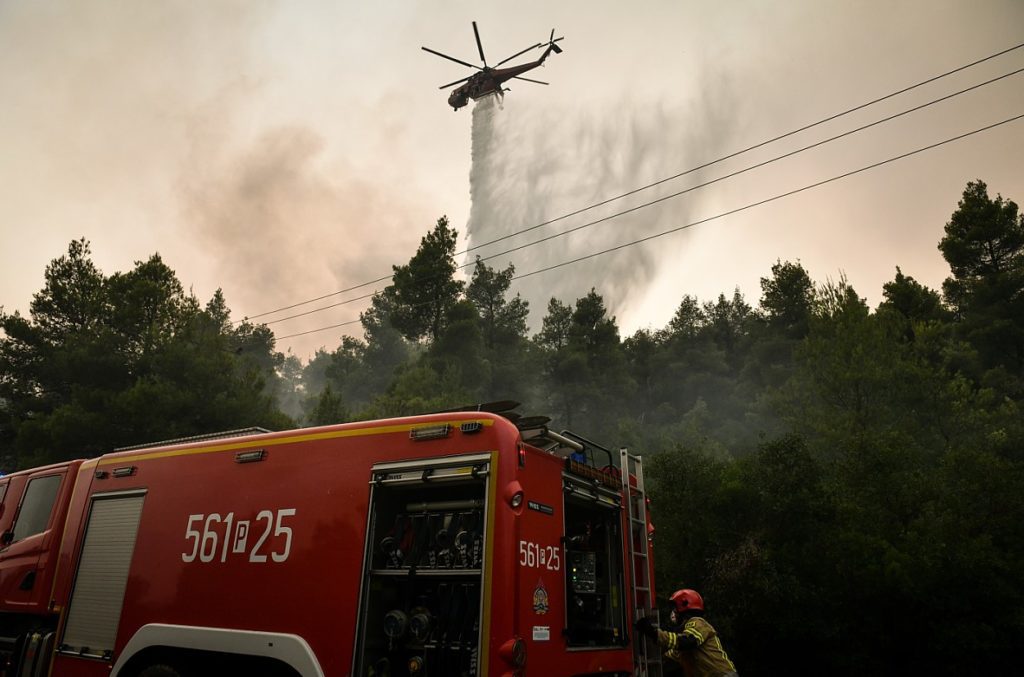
2 180 1022 674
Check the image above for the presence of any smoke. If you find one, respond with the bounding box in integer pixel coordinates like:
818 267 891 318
179 123 425 335
0 0 434 359
465 80 738 327
0 1 274 247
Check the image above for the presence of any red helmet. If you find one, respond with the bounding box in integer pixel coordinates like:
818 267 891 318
670 589 704 613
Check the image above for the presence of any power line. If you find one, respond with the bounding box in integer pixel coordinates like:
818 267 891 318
237 273 391 324
511 114 1024 281
463 43 1024 256
277 317 363 340
471 68 1024 264
265 65 1023 328
243 41 1024 325
258 291 377 327
275 112 1024 341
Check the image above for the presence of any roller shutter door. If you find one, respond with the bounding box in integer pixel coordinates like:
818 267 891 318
61 492 146 657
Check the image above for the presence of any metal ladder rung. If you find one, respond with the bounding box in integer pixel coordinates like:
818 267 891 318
621 447 662 677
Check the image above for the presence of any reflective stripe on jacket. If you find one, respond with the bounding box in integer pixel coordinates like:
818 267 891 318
656 615 736 677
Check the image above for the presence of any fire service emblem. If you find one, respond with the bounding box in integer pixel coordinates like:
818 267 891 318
533 579 550 615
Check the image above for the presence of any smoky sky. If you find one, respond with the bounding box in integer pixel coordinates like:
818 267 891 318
0 0 442 358
180 123 428 328
2 1 1022 359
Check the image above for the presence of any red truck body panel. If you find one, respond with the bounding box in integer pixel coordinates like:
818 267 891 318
2 412 655 677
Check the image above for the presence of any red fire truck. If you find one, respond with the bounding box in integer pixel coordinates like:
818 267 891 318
0 405 661 677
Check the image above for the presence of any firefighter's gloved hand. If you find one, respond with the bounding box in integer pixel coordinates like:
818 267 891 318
635 616 657 638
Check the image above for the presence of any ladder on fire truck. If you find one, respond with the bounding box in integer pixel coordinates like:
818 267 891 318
621 448 663 677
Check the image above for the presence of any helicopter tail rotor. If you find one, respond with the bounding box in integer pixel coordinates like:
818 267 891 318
548 29 564 53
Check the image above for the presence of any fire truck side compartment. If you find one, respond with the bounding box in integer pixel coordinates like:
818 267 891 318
353 454 491 676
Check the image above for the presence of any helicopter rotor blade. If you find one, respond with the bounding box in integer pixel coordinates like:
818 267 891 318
512 76 549 85
546 29 564 54
421 46 481 71
495 43 543 67
472 21 487 67
439 75 472 89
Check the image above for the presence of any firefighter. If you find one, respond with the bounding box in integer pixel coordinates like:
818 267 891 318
635 588 738 677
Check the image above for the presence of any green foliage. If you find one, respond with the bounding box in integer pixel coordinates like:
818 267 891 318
0 240 291 467
740 262 813 399
939 180 1024 392
879 266 948 325
465 259 534 402
274 353 306 421
307 383 348 426
759 259 813 339
384 215 464 342
534 290 634 438
466 258 529 349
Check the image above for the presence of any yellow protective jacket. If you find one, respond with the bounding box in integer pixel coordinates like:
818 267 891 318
656 615 736 677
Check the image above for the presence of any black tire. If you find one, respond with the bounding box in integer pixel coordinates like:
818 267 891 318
137 664 182 677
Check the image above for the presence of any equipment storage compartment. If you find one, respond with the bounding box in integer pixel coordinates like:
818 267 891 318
563 474 628 648
354 453 490 677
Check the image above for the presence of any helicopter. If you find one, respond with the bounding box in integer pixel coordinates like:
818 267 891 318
422 22 564 111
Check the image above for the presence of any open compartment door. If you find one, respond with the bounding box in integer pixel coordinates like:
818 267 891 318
353 453 492 677
562 475 628 648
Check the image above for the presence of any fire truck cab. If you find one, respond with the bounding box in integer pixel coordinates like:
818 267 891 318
0 407 661 677
0 460 81 673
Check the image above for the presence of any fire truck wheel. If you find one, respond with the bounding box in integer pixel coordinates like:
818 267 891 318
137 664 182 677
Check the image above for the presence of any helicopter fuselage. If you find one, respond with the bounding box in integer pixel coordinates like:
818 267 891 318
447 44 560 110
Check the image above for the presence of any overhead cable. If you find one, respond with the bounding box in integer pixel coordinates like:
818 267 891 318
275 112 1024 341
242 41 1024 324
510 113 1024 280
264 66 1023 328
472 68 1024 266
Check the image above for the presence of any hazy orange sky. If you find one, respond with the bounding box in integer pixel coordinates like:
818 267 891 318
2 0 1022 360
